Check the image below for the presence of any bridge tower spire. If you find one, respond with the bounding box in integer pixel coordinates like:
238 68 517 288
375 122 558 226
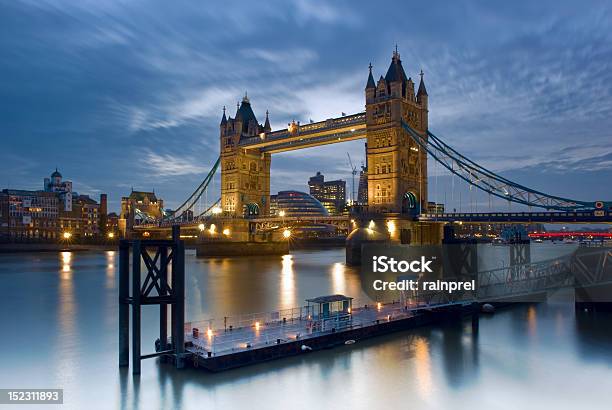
365 63 376 102
220 95 271 218
365 47 429 215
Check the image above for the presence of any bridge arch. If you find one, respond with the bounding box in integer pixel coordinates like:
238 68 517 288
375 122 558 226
244 203 260 218
401 191 419 216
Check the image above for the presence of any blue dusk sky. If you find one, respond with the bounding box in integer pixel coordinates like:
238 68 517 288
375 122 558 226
1 0 612 212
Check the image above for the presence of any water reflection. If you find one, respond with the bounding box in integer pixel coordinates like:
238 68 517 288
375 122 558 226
414 337 433 396
574 310 612 362
61 251 72 278
527 305 537 337
280 254 295 308
57 251 77 387
2 249 612 409
105 251 115 289
331 262 346 295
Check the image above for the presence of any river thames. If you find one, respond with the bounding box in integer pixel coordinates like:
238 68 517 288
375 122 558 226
0 244 611 409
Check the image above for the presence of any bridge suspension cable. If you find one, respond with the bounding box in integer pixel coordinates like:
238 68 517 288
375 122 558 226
194 198 221 220
167 156 221 221
401 121 596 211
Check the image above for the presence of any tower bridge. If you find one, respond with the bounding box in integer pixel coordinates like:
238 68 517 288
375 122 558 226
131 48 611 242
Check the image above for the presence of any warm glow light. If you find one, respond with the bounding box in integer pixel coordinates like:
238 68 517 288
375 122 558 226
107 232 115 239
368 220 375 229
283 229 291 239
63 231 72 239
255 321 260 330
222 228 230 236
347 307 351 314
207 328 213 338
198 223 206 231
142 231 150 237
212 206 222 215
209 224 216 234
377 302 382 310
278 210 286 217
387 220 396 234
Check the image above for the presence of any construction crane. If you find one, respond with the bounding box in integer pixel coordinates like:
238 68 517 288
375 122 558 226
346 152 358 205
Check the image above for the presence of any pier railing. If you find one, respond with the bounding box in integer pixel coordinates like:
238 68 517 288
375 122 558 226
477 254 574 300
183 299 439 357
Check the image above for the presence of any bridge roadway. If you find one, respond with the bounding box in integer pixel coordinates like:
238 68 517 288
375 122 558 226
418 210 612 224
134 210 611 234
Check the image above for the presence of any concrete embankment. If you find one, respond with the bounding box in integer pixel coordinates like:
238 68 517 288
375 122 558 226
0 243 117 253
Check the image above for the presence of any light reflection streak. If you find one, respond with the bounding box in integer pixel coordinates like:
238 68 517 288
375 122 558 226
527 305 537 336
61 251 72 278
106 251 115 289
280 254 295 308
57 251 77 385
331 262 346 295
414 337 433 397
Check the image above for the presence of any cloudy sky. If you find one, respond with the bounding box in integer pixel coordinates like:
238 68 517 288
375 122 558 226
2 0 611 212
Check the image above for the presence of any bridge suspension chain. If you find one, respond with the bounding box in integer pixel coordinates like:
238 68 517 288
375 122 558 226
167 156 221 221
401 121 596 211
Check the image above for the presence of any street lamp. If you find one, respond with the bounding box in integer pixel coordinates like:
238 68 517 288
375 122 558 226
107 232 115 239
278 210 286 217
63 231 72 239
283 229 291 239
198 223 206 231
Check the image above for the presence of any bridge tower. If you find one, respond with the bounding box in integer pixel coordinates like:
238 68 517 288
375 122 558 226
365 49 428 215
219 95 271 217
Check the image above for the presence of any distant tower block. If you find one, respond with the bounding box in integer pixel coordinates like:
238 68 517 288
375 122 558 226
219 97 271 217
365 50 429 215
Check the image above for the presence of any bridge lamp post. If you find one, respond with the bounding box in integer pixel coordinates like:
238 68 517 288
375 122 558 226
198 223 206 232
222 228 230 237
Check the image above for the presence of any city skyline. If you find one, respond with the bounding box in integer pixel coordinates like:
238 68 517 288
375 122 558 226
2 0 612 211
